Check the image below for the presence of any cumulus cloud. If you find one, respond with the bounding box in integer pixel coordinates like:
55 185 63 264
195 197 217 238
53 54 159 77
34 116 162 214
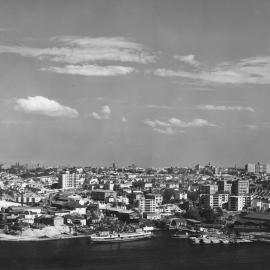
14 96 79 118
144 117 216 135
90 105 111 120
174 54 200 67
42 65 135 76
154 55 270 85
196 105 255 112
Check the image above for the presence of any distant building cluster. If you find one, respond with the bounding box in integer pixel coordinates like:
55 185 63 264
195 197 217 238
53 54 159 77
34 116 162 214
245 163 270 174
0 161 270 237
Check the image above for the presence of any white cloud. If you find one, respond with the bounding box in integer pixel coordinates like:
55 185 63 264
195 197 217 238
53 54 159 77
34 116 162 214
51 36 144 50
168 118 216 128
42 65 135 76
90 105 111 120
0 36 155 65
196 105 255 112
154 126 177 135
246 124 257 129
121 117 127 123
0 36 155 77
144 117 216 135
174 54 200 67
154 55 270 85
145 104 179 110
14 96 79 118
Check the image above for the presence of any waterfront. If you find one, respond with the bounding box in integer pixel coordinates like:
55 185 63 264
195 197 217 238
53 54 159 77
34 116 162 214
1 233 270 270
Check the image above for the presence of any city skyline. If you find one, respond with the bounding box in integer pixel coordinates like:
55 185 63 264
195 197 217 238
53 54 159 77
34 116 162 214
1 0 270 167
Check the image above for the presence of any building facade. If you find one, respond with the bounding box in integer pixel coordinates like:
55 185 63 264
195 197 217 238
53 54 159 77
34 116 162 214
199 184 218 195
200 193 229 208
218 180 232 194
60 171 85 190
245 163 270 174
228 195 251 211
145 193 163 205
231 180 249 196
139 198 156 213
91 189 117 201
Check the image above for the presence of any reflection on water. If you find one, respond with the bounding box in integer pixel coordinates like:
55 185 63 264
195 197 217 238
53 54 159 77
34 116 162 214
0 233 270 270
91 238 154 251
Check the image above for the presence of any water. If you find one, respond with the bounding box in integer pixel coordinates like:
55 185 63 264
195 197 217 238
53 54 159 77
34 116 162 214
0 232 269 270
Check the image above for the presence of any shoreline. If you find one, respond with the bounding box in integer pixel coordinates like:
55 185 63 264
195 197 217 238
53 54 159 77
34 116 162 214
0 233 91 242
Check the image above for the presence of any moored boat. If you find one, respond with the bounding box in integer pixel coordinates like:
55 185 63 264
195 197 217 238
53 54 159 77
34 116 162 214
90 229 152 243
171 229 197 239
258 238 270 243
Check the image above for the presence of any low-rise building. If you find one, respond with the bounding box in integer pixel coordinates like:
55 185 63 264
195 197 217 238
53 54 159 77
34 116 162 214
200 193 229 208
156 204 182 214
91 189 117 201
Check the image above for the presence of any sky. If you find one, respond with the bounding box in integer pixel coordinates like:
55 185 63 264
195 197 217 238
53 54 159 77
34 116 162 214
1 0 270 167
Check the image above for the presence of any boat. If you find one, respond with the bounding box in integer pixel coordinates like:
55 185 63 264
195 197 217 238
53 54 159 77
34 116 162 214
171 231 189 239
258 238 270 243
253 233 270 243
142 226 155 232
220 239 230 244
170 228 201 239
90 229 152 243
229 238 253 244
201 237 212 244
171 228 197 239
190 237 201 244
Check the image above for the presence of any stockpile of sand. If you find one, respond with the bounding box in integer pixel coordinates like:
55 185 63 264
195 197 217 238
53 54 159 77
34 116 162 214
21 226 69 238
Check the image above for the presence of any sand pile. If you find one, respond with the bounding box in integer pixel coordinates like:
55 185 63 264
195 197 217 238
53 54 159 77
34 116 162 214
21 226 69 238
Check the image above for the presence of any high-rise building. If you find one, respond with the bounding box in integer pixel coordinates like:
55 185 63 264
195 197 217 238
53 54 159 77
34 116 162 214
245 163 255 173
231 180 249 196
139 198 156 213
145 193 163 205
245 163 270 174
228 196 251 211
60 170 85 190
255 163 270 174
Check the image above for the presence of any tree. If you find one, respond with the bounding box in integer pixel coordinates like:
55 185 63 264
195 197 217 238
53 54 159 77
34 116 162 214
185 208 201 220
188 191 199 202
162 189 176 204
199 207 217 224
51 182 60 189
215 207 223 217
179 201 190 211
133 180 144 189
